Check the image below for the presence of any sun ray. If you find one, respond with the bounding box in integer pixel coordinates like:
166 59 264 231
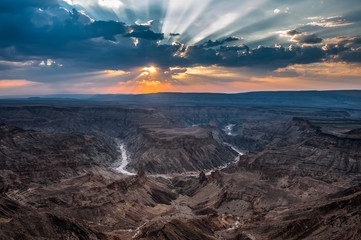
184 0 266 45
61 0 278 46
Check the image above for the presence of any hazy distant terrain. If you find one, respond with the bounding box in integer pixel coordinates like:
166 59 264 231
2 90 361 110
0 91 361 239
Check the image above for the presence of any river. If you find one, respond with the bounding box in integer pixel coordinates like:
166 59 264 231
113 139 244 177
113 140 136 175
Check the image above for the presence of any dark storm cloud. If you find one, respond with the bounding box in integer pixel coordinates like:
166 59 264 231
178 44 326 70
224 45 326 67
337 49 361 63
0 1 165 62
85 20 128 41
322 44 348 55
324 37 361 63
124 30 164 40
219 45 249 52
200 37 242 48
309 34 361 63
293 34 323 44
287 29 301 36
0 8 129 58
285 30 323 45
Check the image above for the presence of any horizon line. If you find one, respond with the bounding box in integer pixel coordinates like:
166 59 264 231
1 89 361 99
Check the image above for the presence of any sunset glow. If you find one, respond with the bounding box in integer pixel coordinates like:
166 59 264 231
0 0 360 95
0 80 36 88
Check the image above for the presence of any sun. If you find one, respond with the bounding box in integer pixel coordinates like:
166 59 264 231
148 66 156 73
141 66 157 76
143 66 157 73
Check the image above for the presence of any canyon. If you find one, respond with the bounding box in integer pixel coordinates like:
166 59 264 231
0 91 361 239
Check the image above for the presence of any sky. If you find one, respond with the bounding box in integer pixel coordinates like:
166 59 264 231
0 0 361 95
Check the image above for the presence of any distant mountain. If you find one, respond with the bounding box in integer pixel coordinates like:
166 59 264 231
1 90 361 109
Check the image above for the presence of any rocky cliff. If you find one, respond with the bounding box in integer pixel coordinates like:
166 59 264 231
0 123 117 191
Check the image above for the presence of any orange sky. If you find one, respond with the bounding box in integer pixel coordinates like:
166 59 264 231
1 62 360 96
102 62 361 94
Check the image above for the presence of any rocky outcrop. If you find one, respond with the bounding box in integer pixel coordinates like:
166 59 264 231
0 194 109 240
0 124 117 190
134 214 242 240
241 184 361 240
126 126 237 173
237 118 361 186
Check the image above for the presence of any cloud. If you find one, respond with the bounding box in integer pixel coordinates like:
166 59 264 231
105 61 361 94
0 0 361 93
0 6 128 46
272 67 301 78
321 36 361 63
219 45 249 52
306 16 353 28
181 44 326 70
336 48 361 63
0 3 165 65
329 36 361 46
199 36 242 48
85 20 128 41
0 60 37 71
307 20 353 28
0 80 38 88
124 30 164 40
286 29 301 36
292 33 323 44
284 30 323 45
39 59 63 67
322 44 348 55
273 62 361 85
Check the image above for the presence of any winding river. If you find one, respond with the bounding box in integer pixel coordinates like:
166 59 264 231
114 140 136 175
113 139 244 177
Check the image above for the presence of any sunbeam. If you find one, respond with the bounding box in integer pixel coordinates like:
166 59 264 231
2 0 361 95
161 0 212 44
61 0 270 45
183 0 266 45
